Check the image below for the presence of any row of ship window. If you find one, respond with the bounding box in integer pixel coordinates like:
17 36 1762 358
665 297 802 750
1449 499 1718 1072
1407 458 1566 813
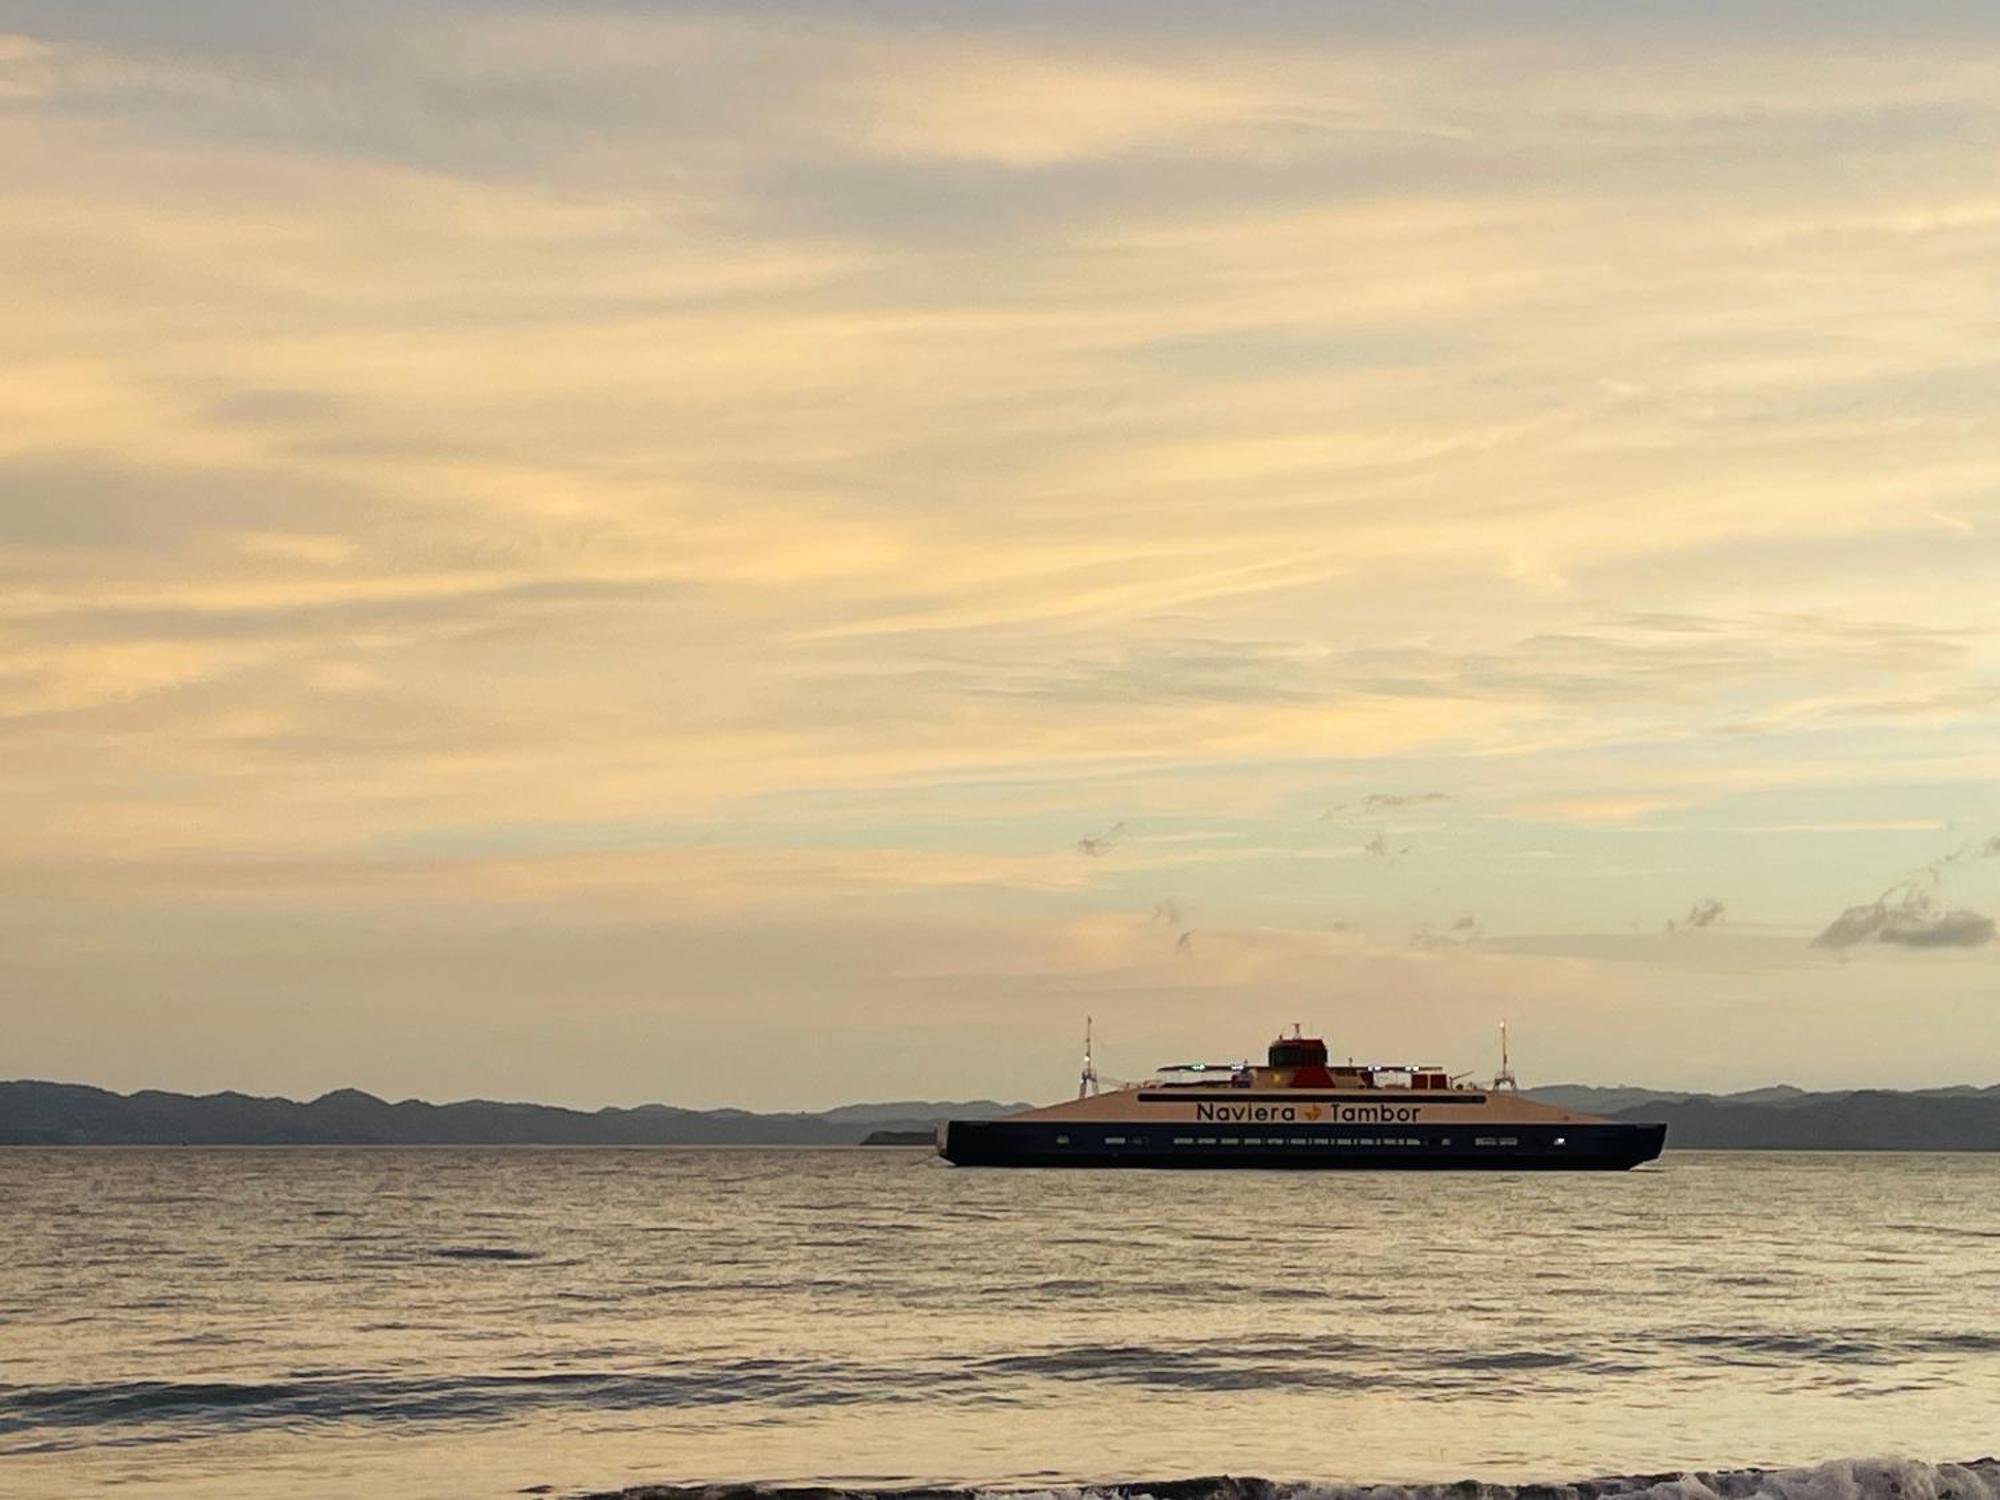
1062 1134 1527 1147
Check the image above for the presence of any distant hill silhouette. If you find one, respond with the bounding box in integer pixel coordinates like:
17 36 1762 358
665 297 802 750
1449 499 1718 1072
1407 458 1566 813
3 1079 1996 1149
1528 1082 1998 1112
1604 1091 2000 1151
0 1081 1023 1147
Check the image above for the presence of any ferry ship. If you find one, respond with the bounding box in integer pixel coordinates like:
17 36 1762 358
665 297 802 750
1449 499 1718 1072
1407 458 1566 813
937 1026 1666 1170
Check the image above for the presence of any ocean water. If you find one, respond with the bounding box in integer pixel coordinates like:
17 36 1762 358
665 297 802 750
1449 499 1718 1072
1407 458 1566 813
1 1149 1996 1499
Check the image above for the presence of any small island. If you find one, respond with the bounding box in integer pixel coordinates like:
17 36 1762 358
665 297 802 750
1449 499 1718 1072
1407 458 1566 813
859 1129 936 1147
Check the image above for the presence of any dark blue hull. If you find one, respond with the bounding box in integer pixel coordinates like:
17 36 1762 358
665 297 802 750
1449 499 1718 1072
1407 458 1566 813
939 1119 1665 1170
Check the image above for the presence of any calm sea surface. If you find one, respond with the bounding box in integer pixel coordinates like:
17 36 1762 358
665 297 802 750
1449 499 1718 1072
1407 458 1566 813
2 1149 1997 1498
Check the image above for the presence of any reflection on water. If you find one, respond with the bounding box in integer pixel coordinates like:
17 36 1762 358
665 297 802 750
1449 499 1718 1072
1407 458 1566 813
2 1149 1997 1498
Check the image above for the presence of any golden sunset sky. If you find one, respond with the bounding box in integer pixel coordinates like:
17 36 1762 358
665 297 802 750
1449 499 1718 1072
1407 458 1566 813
4 2 1998 1106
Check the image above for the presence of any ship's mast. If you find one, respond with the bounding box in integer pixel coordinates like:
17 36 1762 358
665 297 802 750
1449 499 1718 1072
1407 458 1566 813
1078 1015 1099 1098
1494 1018 1518 1091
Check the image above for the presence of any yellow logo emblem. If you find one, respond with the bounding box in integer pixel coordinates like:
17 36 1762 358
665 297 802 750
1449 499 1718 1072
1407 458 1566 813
1302 1105 1323 1121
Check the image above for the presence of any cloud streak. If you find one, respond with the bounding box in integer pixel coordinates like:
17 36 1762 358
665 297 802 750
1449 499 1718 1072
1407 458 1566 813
1813 886 1996 951
1360 792 1451 813
1667 898 1726 933
1076 821 1128 857
1412 916 1483 951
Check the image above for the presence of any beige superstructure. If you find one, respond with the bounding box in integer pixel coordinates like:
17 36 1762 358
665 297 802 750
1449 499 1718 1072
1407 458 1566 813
1007 1081 1608 1129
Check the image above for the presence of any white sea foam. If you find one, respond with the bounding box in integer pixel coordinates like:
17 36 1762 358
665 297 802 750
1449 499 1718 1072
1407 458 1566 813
1595 1457 2000 1500
977 1458 2000 1500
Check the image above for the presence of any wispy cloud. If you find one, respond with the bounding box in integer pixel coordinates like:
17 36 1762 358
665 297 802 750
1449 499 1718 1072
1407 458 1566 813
1324 791 1452 819
1813 888 1996 951
1076 821 1128 857
1412 915 1483 951
1667 898 1726 933
1361 792 1451 812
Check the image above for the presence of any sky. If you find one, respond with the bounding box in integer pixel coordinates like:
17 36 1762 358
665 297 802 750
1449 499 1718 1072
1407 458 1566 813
3 2 1998 1109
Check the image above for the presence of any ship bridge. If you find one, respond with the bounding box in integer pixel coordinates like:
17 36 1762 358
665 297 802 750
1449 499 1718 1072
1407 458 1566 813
1254 1029 1454 1092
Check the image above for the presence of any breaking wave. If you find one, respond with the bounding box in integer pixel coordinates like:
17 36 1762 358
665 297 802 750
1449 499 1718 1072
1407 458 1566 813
581 1459 2000 1500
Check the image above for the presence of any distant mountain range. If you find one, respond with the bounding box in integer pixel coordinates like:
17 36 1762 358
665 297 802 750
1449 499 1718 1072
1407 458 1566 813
2 1079 1996 1149
1524 1083 2000 1150
1578 1090 2000 1151
1526 1083 2000 1112
0 1081 1024 1147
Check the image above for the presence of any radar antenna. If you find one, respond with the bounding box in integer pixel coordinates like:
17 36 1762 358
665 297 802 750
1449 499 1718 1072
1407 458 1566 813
1078 1015 1100 1098
1493 1018 1518 1091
